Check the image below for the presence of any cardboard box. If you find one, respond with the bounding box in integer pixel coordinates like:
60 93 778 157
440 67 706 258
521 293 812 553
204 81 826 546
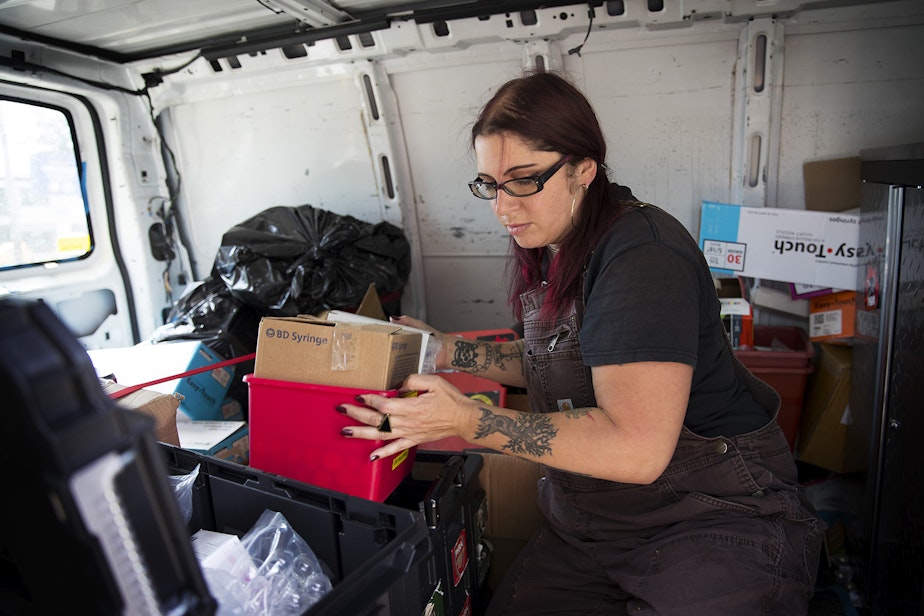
797 344 865 474
318 283 437 375
324 310 439 375
254 315 421 390
699 201 861 290
790 283 833 300
90 340 235 421
803 157 861 213
477 451 544 592
102 379 181 446
749 286 810 317
809 291 858 344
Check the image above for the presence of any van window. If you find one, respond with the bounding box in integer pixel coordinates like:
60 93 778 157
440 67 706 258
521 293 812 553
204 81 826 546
0 99 91 271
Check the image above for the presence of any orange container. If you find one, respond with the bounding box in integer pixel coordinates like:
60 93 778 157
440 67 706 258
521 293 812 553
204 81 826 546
245 374 416 501
735 327 815 450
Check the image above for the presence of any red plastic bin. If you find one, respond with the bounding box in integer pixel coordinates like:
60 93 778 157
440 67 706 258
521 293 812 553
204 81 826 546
245 374 416 502
735 326 815 450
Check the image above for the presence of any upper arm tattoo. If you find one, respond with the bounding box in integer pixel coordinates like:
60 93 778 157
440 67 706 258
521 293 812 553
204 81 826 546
563 406 591 419
474 407 557 457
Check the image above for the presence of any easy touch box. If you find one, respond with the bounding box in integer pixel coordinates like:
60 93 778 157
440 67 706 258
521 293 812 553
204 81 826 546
699 201 861 290
245 375 416 502
88 340 235 421
809 291 858 344
254 315 422 390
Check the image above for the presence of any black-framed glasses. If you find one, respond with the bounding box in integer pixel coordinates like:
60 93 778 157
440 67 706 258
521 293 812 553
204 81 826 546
468 155 572 200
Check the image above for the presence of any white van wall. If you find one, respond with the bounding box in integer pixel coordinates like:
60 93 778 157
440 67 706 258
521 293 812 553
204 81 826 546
2 0 922 345
145 0 924 334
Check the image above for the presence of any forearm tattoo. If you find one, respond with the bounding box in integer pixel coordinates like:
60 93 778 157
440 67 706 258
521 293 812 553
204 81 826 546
474 407 557 457
450 339 522 374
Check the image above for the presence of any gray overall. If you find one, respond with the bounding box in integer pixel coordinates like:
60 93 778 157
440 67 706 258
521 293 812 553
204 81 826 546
486 284 822 615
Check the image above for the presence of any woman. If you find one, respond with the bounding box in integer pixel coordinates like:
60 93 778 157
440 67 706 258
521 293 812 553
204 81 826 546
338 70 821 614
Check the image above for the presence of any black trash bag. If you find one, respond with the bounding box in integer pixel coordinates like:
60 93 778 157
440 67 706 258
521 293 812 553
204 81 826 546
153 277 260 352
151 278 261 420
212 204 411 316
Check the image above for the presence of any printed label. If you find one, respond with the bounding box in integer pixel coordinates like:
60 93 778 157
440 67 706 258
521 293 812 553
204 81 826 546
703 239 746 272
392 448 409 471
263 328 329 346
451 529 468 586
211 366 231 388
810 309 843 337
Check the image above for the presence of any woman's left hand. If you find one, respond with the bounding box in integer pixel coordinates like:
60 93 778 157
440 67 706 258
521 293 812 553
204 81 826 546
338 373 477 460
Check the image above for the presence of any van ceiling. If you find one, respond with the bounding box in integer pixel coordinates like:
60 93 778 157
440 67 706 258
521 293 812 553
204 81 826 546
0 0 580 62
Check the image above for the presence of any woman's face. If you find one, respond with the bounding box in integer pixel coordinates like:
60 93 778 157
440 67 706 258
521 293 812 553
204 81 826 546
473 133 586 250
475 133 596 248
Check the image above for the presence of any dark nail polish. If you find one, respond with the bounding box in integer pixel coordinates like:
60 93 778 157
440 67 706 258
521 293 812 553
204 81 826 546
354 395 364 403
369 454 379 462
335 405 347 414
341 428 353 437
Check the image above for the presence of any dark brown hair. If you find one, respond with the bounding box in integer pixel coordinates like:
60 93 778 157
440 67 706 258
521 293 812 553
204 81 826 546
471 70 626 321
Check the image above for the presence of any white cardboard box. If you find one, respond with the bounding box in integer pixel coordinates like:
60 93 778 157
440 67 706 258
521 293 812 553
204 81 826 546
699 201 861 290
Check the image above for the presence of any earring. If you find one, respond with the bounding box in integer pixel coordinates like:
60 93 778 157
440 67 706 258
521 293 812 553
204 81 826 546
570 184 587 229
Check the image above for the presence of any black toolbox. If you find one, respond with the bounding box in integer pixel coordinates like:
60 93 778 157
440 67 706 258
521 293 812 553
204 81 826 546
162 445 487 616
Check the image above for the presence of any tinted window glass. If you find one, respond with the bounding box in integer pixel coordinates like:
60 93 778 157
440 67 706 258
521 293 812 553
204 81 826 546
0 99 91 270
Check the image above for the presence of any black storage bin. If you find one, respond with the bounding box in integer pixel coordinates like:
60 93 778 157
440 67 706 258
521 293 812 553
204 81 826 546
162 445 487 616
390 451 488 616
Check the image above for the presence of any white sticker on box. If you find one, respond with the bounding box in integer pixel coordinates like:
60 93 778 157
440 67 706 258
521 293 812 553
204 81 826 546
703 239 747 272
211 367 231 387
809 309 843 338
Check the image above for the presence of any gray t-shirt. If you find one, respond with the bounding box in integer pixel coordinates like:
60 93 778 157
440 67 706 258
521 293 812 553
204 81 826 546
580 201 768 437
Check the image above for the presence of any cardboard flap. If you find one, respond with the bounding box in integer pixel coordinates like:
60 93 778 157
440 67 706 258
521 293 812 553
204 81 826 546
315 283 388 321
283 315 335 326
354 321 406 335
357 283 387 321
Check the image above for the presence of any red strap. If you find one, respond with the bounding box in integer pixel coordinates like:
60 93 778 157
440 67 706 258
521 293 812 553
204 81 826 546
107 352 256 400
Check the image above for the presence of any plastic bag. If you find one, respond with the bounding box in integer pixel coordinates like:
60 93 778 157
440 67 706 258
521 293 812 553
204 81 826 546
152 277 262 352
201 509 333 616
212 204 410 316
168 464 200 525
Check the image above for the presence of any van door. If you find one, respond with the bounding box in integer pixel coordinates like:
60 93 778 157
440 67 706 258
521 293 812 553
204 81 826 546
0 83 142 348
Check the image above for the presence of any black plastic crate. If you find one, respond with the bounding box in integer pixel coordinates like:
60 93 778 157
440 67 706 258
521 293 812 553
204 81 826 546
390 451 487 616
162 445 486 616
